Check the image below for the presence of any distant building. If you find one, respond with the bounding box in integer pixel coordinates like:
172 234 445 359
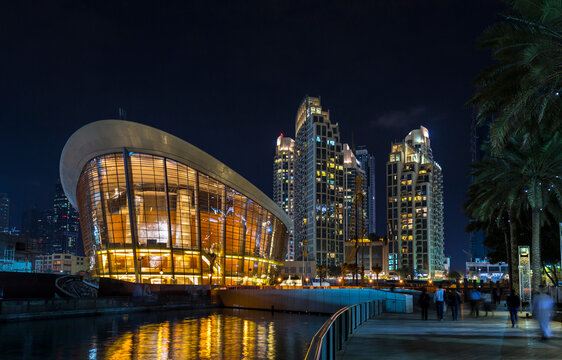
0 193 10 233
465 260 508 283
49 181 81 255
443 256 451 273
355 146 376 235
35 253 89 275
0 232 39 272
344 238 388 278
342 144 367 244
281 260 317 279
386 126 444 279
273 134 296 260
294 96 345 267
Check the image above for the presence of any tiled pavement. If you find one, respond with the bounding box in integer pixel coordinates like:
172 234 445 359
337 305 562 360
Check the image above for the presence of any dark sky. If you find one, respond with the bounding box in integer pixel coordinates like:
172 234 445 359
0 1 505 270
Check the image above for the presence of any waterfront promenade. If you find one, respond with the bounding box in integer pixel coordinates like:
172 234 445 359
337 306 562 360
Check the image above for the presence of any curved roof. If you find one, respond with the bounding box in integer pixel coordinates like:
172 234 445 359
60 120 292 228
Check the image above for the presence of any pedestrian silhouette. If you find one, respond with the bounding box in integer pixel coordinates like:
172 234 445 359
419 287 430 320
533 285 554 340
506 289 520 328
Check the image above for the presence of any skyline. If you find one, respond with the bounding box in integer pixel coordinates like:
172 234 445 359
0 1 506 271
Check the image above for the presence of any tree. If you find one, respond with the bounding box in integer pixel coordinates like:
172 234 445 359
448 270 463 281
316 265 327 285
397 266 414 280
348 263 359 286
465 152 521 292
340 263 349 286
467 134 562 292
468 0 562 152
371 264 383 288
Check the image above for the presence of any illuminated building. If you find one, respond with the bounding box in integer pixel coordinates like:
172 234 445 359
35 253 89 274
0 193 10 233
50 181 81 255
355 146 376 235
273 134 295 260
294 96 344 266
60 120 290 285
343 144 367 244
386 126 444 278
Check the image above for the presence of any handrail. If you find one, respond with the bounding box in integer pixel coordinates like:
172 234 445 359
304 300 383 360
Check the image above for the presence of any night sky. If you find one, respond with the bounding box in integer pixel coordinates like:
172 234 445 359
0 1 505 270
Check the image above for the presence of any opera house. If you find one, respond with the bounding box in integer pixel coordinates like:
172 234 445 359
60 120 290 285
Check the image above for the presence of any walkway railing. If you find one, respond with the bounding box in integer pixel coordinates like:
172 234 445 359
305 300 383 360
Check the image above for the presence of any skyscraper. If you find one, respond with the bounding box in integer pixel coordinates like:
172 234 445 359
294 96 345 266
0 193 10 233
342 144 367 243
50 181 81 255
386 126 444 278
273 134 296 260
355 146 376 235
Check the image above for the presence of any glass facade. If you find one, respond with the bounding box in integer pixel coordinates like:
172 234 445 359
76 152 287 285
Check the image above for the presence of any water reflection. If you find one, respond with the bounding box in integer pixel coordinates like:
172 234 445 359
0 309 327 359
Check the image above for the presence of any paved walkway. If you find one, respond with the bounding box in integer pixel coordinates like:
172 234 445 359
337 305 562 360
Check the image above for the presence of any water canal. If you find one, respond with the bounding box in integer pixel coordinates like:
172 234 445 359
0 308 328 359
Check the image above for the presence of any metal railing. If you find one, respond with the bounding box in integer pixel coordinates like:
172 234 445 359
305 300 383 360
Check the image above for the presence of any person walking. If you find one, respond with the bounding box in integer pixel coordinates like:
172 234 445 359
506 289 520 328
447 286 462 321
469 287 481 317
533 286 554 340
419 288 431 320
483 291 494 317
433 284 445 321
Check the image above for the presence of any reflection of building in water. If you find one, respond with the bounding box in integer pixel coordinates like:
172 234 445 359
104 314 277 359
60 120 290 285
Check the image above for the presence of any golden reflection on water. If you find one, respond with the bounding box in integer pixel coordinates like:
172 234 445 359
104 313 276 360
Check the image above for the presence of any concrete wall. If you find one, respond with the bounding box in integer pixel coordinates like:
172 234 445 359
218 288 413 314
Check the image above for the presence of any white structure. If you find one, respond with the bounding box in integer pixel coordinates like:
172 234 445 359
465 260 508 282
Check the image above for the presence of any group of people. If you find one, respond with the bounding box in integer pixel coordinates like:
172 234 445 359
418 284 556 340
468 287 498 317
418 285 462 321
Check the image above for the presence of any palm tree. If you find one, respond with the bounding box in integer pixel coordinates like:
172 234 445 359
371 264 383 288
340 263 349 286
465 153 520 292
503 134 562 291
468 0 562 152
316 265 326 285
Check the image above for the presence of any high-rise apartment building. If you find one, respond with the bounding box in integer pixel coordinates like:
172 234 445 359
355 146 376 235
50 181 81 255
294 96 345 266
343 144 367 243
273 134 296 260
386 126 444 278
0 193 10 233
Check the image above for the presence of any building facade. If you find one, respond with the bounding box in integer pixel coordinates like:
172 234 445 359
355 146 376 235
294 96 345 267
35 253 89 274
342 144 367 244
273 134 296 260
60 120 290 285
386 126 444 278
0 193 10 233
50 181 81 255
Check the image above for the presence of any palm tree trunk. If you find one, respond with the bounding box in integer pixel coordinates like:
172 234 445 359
508 213 519 295
503 231 512 290
531 208 542 293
